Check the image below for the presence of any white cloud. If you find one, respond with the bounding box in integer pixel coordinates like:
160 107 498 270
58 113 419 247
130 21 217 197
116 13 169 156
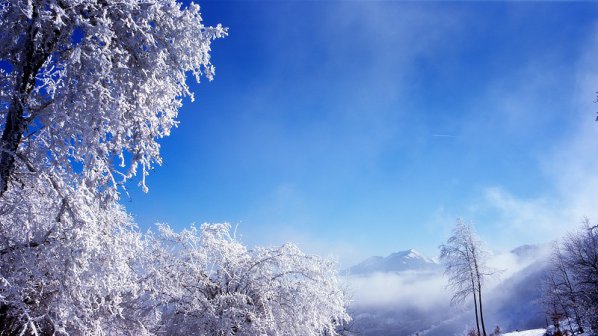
347 270 449 309
345 245 545 310
450 24 598 250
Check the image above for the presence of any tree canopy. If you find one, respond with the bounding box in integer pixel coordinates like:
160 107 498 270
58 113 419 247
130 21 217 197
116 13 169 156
0 0 226 199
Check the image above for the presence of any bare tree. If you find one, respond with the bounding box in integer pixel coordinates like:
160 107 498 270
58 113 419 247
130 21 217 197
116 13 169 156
561 218 598 330
544 244 584 334
542 218 598 333
440 219 493 336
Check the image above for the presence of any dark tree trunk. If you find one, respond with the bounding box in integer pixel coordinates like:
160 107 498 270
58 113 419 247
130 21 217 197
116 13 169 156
0 7 38 197
0 100 26 196
0 4 59 198
472 277 481 336
471 245 487 336
477 278 487 336
465 245 481 336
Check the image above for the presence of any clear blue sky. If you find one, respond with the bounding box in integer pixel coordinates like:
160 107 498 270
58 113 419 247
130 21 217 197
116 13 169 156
125 1 598 266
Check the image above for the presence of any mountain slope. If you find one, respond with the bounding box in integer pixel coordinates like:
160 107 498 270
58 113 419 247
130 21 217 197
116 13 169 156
345 244 552 335
347 249 439 275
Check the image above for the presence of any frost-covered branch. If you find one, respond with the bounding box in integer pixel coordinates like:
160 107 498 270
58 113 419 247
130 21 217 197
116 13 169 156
440 219 493 336
140 223 350 336
0 0 226 199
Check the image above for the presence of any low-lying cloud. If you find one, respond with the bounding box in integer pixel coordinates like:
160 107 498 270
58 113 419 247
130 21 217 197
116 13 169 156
347 270 449 309
344 245 551 335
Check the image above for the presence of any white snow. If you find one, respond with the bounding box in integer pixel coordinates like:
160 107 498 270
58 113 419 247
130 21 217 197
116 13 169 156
503 329 546 336
347 249 439 274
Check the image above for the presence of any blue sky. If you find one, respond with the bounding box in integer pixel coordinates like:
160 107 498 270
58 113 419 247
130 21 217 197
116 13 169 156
125 1 598 266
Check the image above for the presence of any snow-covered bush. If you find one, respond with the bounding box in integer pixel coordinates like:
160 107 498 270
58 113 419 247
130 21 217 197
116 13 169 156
140 223 350 335
1 187 351 335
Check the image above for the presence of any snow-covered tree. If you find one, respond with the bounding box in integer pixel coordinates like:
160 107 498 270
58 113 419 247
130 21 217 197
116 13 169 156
0 1 351 334
1 199 352 335
0 1 226 333
544 218 598 332
0 0 226 199
542 244 584 334
139 223 350 335
0 179 146 334
440 219 493 336
563 219 598 329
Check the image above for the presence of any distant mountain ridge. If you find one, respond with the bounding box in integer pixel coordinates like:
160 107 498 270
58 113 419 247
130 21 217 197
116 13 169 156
510 243 551 261
346 243 552 336
347 249 439 275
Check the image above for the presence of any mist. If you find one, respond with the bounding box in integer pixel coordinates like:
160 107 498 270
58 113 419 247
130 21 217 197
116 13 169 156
344 245 552 335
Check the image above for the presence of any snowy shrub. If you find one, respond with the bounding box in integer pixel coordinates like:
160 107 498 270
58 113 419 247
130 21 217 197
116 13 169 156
139 223 350 335
0 185 350 335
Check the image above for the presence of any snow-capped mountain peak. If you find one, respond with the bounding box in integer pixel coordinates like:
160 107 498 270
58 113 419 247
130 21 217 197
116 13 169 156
347 249 439 275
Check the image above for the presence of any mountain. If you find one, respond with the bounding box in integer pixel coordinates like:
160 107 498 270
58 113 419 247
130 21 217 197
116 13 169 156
345 243 552 335
510 243 551 262
347 249 439 275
